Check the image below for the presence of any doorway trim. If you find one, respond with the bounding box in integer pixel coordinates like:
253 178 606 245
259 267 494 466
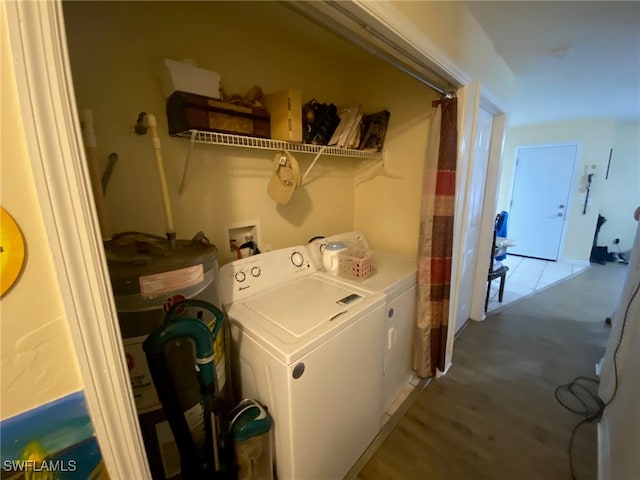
449 84 508 331
5 2 150 478
6 0 499 475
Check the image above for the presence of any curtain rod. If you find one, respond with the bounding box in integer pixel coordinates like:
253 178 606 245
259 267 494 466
368 44 454 97
358 25 454 97
327 2 456 97
285 1 455 97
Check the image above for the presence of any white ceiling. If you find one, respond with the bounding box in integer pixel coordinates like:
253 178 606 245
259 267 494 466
465 1 640 127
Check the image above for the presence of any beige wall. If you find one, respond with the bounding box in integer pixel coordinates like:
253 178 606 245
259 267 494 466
63 1 513 262
498 118 617 261
1 5 83 420
353 65 438 256
354 0 514 257
599 220 640 480
390 1 514 104
598 121 640 253
63 1 439 263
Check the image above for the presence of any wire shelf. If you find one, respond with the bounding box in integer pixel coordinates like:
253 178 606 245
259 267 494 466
175 130 382 159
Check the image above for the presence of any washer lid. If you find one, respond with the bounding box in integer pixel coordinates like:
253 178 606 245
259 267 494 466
244 276 363 338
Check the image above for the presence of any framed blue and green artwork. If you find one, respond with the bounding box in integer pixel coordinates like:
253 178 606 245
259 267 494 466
0 391 106 479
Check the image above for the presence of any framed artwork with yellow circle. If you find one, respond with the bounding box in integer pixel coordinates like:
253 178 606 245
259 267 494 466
1 207 26 297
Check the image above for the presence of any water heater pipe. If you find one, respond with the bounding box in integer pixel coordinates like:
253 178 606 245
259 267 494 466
139 113 176 245
81 108 111 240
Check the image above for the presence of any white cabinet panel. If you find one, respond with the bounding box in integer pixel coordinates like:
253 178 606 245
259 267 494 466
382 286 417 412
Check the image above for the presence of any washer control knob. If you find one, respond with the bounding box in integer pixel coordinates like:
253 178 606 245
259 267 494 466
290 251 304 267
251 266 261 277
234 271 246 283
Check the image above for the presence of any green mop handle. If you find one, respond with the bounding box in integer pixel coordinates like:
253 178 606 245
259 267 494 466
143 317 216 395
164 298 225 345
161 299 228 474
143 317 216 479
163 298 224 401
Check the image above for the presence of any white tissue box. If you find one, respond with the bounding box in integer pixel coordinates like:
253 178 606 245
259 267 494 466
158 58 221 99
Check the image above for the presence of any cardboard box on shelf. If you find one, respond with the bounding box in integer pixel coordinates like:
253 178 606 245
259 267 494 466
158 58 221 99
262 89 303 142
166 91 270 138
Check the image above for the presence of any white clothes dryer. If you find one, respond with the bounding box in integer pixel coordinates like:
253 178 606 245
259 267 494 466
308 231 418 414
220 246 386 480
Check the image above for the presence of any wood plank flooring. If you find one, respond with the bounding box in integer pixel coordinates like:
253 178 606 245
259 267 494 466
355 262 628 480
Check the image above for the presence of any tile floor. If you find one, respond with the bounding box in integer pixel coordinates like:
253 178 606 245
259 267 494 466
486 255 589 313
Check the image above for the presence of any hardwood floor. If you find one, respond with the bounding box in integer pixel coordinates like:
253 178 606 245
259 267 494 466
355 262 628 480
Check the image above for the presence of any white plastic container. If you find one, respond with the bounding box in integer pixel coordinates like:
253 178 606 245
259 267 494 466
158 58 221 99
322 242 347 274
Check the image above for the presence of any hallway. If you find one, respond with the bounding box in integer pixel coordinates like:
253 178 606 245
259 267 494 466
486 255 589 313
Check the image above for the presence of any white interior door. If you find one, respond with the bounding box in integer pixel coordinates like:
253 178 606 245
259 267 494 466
455 107 493 334
508 145 577 260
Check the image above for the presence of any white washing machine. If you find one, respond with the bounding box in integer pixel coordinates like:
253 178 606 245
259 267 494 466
219 245 386 480
308 231 417 414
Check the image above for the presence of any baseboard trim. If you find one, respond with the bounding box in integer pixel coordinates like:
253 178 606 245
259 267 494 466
344 376 431 480
597 419 610 480
560 257 591 268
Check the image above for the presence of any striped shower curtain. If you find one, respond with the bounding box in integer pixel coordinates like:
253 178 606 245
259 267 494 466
412 97 458 378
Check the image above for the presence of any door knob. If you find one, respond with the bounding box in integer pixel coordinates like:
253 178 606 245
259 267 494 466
557 213 564 217
558 204 565 208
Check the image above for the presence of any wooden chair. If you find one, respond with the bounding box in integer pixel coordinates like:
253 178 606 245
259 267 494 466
485 229 509 312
